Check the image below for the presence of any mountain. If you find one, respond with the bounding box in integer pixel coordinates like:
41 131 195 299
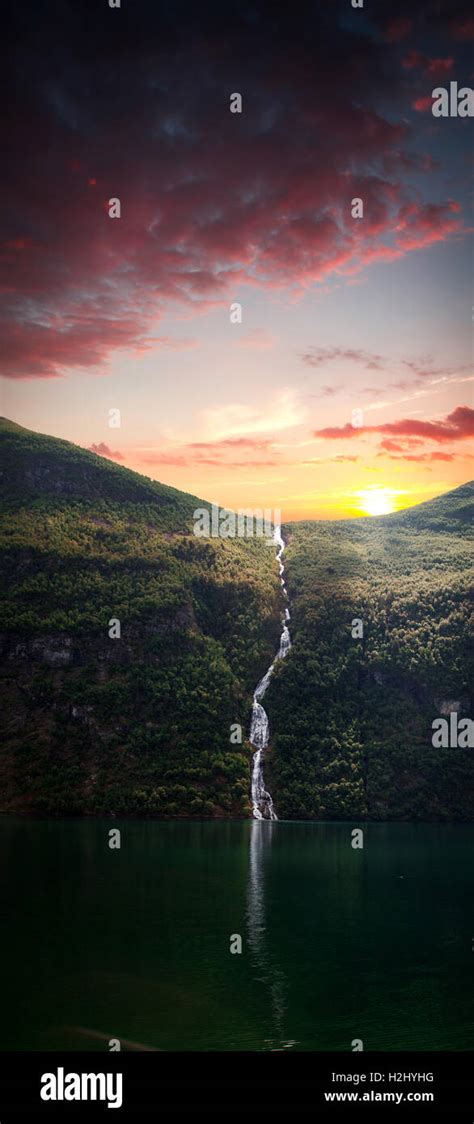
0 419 282 815
1 418 472 821
264 484 474 820
0 416 204 512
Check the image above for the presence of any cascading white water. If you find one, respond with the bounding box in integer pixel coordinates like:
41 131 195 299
249 525 291 820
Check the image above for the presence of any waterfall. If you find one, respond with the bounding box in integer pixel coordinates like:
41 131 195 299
249 525 291 820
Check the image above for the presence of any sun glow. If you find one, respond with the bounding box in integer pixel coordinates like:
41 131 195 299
357 487 396 517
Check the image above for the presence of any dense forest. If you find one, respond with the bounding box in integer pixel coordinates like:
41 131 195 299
0 419 282 816
265 484 473 821
1 418 472 820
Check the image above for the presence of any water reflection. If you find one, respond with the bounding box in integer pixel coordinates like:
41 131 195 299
246 821 295 1050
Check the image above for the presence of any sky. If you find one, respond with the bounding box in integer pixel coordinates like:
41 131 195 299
1 0 473 520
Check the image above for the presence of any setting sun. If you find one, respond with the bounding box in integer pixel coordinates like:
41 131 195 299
357 488 397 517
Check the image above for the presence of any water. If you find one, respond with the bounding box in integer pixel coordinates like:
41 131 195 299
1 818 472 1051
249 526 291 820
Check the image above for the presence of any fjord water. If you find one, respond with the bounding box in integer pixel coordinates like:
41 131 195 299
1 818 472 1051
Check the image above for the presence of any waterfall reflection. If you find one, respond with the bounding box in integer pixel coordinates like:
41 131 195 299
245 820 295 1050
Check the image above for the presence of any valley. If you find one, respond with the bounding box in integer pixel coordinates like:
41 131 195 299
1 418 472 822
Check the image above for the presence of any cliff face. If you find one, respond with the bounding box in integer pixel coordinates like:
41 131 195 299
0 419 282 816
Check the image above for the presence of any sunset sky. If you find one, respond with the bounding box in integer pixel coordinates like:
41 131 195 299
2 0 473 519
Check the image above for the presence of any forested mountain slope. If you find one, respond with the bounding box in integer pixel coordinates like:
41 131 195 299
265 484 474 821
0 419 282 815
2 418 472 821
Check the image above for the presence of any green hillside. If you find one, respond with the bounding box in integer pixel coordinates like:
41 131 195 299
264 484 474 821
0 419 282 815
1 418 472 821
0 415 205 511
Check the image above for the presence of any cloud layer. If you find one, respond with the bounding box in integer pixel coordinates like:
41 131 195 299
1 0 471 379
313 405 474 463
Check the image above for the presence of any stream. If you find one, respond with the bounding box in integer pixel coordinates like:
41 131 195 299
249 525 291 820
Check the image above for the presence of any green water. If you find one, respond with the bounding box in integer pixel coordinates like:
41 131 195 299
1 819 472 1051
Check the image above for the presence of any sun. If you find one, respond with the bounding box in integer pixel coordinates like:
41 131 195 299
357 487 396 517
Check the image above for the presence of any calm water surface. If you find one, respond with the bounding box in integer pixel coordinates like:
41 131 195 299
1 819 472 1050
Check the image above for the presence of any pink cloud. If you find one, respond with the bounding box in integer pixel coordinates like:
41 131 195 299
412 96 435 113
136 453 189 467
302 346 386 371
379 451 457 463
136 434 280 470
1 314 150 380
314 405 474 445
379 438 424 453
1 33 467 380
394 201 463 253
403 51 454 78
88 442 124 462
426 57 455 77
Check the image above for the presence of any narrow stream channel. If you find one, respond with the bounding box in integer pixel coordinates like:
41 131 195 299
249 525 291 820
